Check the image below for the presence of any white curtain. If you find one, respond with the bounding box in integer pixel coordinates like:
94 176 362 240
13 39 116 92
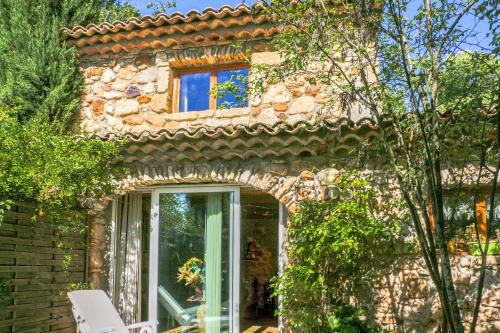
110 193 143 324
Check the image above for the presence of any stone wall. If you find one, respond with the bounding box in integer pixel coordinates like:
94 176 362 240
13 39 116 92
80 46 367 135
360 255 500 333
88 158 499 332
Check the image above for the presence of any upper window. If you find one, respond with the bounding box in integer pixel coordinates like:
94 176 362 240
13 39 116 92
172 65 249 113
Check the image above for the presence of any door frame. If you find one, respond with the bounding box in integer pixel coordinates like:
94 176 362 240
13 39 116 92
148 185 241 333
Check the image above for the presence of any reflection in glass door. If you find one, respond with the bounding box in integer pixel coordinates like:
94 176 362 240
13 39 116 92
149 187 240 333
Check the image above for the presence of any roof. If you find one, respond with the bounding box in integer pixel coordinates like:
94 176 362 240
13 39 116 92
108 118 381 166
101 117 377 142
64 3 265 38
64 3 273 56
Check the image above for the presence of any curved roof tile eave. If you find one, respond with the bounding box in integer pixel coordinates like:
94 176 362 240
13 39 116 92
91 117 380 143
64 2 266 39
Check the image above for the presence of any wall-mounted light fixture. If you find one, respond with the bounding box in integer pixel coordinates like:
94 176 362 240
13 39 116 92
324 168 340 199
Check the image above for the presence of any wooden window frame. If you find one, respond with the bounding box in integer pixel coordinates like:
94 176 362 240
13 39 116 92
476 198 488 241
171 64 249 113
428 196 489 241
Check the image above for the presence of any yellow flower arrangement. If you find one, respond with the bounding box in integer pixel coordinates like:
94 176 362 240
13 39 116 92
177 257 205 288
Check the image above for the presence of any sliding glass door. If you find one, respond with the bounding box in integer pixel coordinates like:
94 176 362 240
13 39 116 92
149 186 240 333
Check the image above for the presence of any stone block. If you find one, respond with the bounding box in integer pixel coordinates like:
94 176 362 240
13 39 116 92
250 107 262 117
136 68 157 83
137 96 151 104
157 68 169 93
103 90 122 100
251 51 281 65
305 85 321 96
115 99 139 116
257 107 280 125
277 113 287 121
262 83 291 104
88 67 103 77
214 107 249 118
118 65 137 80
91 99 105 115
230 116 250 126
205 118 231 127
91 82 105 96
291 88 303 97
315 93 329 104
104 103 114 115
126 86 141 98
84 93 93 103
273 103 288 112
112 81 128 92
150 94 168 113
144 112 166 127
299 170 315 181
143 82 155 94
83 107 92 120
101 68 116 83
289 95 315 114
122 114 144 125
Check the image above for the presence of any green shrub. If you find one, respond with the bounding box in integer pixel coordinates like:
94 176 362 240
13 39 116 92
0 108 124 219
273 171 401 332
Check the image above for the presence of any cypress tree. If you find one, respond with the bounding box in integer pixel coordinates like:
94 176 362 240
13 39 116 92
0 0 139 127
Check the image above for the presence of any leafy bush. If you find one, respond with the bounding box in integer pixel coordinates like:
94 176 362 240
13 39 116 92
273 171 401 332
0 1 137 222
0 109 124 217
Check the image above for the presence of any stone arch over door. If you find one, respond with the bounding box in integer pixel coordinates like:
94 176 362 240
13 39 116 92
88 159 327 289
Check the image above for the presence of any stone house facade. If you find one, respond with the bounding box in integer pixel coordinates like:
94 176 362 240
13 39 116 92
64 3 499 333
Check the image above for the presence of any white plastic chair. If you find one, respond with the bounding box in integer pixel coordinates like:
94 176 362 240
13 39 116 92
68 290 153 333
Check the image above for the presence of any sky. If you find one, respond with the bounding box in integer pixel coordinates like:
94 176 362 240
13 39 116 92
129 0 258 15
128 0 491 51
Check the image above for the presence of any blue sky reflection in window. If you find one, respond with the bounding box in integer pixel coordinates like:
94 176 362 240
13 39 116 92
216 69 249 109
179 68 249 112
179 72 210 112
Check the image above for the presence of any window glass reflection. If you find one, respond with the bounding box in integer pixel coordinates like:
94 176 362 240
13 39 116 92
216 69 249 109
179 72 211 112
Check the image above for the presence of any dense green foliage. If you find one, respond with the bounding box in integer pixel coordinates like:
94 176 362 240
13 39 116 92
0 0 139 126
438 53 498 116
0 109 123 212
273 172 400 332
0 0 94 125
0 0 136 220
99 0 140 23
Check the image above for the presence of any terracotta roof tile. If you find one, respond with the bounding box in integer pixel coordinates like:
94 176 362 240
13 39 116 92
97 117 379 142
112 118 380 165
64 2 266 39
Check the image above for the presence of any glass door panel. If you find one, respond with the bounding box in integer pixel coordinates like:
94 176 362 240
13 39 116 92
240 192 279 332
154 191 233 333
